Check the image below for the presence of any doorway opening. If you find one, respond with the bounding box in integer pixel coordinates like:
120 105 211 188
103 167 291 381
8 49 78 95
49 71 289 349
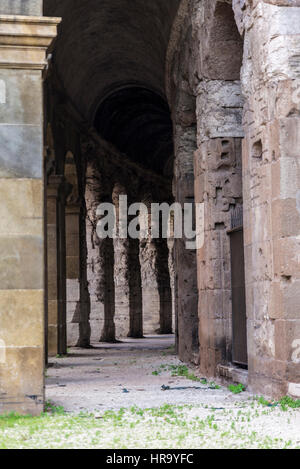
228 207 248 368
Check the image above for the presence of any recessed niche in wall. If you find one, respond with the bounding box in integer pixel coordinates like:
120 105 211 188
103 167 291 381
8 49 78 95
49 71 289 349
252 140 263 159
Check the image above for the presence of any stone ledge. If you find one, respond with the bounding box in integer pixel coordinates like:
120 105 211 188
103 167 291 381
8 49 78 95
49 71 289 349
288 382 300 398
217 364 249 387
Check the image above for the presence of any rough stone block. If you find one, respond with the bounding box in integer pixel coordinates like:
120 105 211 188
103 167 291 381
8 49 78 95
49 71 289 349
0 178 42 236
67 279 80 302
288 382 300 398
281 280 300 320
66 256 80 279
0 235 43 290
0 124 43 178
275 319 300 363
279 118 300 159
272 198 300 238
0 70 42 125
0 346 44 416
0 290 43 347
47 324 58 357
273 237 300 281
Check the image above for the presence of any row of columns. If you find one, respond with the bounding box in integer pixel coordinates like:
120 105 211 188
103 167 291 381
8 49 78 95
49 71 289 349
85 161 173 344
45 158 174 356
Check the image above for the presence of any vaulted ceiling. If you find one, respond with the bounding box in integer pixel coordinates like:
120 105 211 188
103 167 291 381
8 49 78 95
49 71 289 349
44 0 180 172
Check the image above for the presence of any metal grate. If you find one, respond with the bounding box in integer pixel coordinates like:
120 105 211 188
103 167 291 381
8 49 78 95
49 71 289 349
231 206 243 230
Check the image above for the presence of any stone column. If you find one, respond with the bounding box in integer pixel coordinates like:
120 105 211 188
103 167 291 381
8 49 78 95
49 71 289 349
194 79 244 376
113 185 144 339
154 238 173 335
167 236 176 334
113 184 130 339
85 162 115 343
195 137 243 375
65 157 81 347
0 14 60 415
140 196 161 335
100 236 116 342
128 237 143 338
140 239 160 334
233 1 300 397
140 196 172 335
66 202 81 347
47 175 71 356
47 175 63 356
173 109 199 363
56 180 72 356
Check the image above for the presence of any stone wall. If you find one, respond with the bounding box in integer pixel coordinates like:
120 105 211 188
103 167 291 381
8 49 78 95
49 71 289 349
233 0 300 397
0 14 59 414
167 0 300 397
167 0 244 367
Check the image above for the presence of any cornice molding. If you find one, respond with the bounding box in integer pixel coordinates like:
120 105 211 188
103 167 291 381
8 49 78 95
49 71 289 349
0 15 61 70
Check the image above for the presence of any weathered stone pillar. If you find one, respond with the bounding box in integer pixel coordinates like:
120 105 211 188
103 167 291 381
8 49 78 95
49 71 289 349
65 157 81 347
140 196 172 335
85 162 115 343
0 13 59 414
113 235 130 338
194 76 244 376
182 0 244 375
113 184 130 339
77 206 91 348
154 238 173 334
140 196 161 334
100 236 116 342
47 175 71 356
56 180 72 356
85 162 103 341
113 185 143 339
173 120 199 363
66 202 81 346
140 238 160 334
167 236 176 334
128 238 143 338
47 175 63 356
194 133 243 375
233 1 300 397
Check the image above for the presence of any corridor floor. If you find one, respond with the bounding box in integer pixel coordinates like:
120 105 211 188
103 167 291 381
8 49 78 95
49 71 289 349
0 336 300 449
46 335 252 413
43 335 300 449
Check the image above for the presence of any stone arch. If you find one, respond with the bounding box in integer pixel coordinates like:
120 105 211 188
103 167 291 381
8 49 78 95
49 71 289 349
166 0 245 370
94 86 174 174
202 0 243 80
165 0 199 364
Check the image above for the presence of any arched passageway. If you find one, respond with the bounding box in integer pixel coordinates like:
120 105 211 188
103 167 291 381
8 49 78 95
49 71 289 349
44 0 181 355
43 0 244 382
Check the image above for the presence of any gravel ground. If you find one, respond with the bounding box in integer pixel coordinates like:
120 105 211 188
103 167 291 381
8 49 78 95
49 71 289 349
46 335 252 413
42 335 300 449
